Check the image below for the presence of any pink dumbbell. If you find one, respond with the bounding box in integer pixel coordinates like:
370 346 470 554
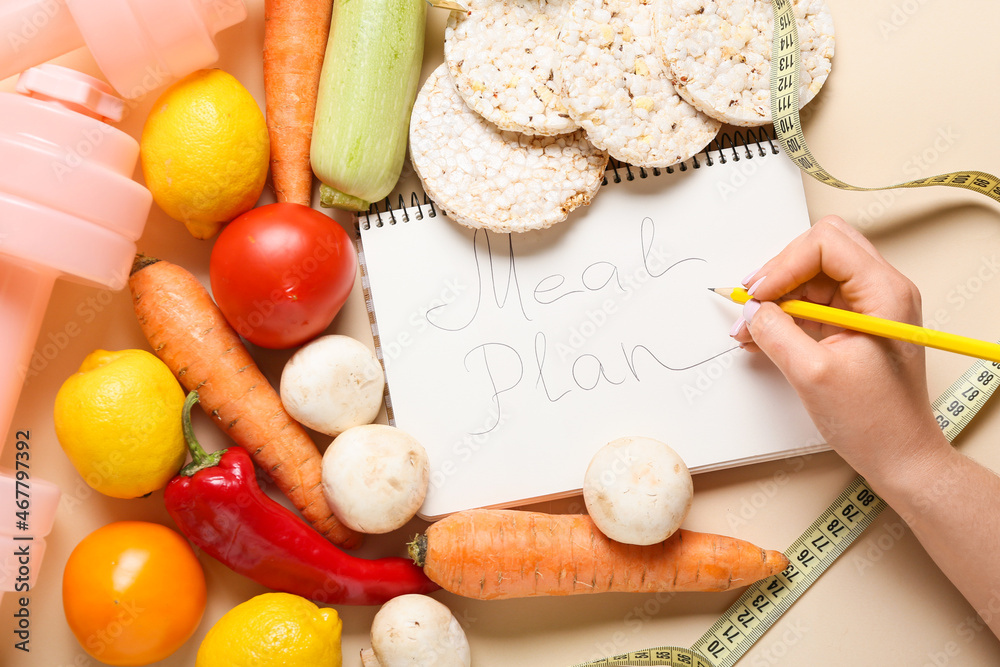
0 64 155 596
0 0 247 97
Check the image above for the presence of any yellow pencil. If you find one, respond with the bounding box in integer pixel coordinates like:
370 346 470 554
711 287 1000 364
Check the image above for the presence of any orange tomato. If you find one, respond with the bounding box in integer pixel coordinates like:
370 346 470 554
62 520 207 666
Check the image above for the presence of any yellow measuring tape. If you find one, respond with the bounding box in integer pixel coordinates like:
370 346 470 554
571 1 1000 664
769 0 1000 202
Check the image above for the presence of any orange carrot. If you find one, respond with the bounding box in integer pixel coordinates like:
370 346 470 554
408 510 788 600
128 255 361 548
263 0 334 205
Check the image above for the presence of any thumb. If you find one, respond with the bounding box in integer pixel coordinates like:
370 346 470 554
744 300 827 388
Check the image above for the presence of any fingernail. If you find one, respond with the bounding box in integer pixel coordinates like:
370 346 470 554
743 299 761 323
747 275 767 296
729 317 746 337
741 267 761 286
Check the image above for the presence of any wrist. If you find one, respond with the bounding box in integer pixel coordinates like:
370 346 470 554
859 425 954 515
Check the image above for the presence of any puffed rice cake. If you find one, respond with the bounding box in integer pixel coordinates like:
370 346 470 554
409 64 609 233
556 0 721 168
655 0 835 127
445 0 579 136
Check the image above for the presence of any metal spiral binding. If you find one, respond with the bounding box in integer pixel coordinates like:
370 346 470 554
359 128 780 223
601 127 779 186
358 192 438 230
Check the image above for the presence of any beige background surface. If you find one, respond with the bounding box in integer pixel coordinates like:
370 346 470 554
3 1 1000 665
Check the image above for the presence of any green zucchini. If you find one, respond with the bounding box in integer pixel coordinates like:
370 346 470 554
311 0 427 211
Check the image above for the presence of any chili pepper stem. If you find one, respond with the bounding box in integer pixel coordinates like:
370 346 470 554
407 533 427 568
179 390 225 476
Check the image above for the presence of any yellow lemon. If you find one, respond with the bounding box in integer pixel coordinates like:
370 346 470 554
196 593 343 667
141 69 269 239
54 349 187 499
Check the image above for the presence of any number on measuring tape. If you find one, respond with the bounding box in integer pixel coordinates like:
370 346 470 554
856 488 876 506
933 357 1000 441
573 647 717 667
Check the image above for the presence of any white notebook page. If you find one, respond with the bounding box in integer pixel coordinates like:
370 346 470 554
359 149 824 518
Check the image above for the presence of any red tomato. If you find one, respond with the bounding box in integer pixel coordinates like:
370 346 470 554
210 203 357 349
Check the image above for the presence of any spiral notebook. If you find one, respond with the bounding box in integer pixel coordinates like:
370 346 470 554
356 130 825 519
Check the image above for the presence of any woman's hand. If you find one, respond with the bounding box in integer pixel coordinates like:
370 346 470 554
732 215 951 482
734 215 1000 639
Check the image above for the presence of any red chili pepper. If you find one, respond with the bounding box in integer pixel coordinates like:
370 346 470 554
164 391 438 605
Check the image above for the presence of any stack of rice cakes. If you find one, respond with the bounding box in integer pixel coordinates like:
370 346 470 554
408 0 835 233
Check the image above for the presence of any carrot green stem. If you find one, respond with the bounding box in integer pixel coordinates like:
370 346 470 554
407 533 428 567
130 253 160 276
180 390 224 476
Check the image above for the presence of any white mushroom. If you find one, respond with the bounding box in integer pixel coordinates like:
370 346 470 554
279 334 385 437
582 436 694 545
366 594 471 667
321 424 429 534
